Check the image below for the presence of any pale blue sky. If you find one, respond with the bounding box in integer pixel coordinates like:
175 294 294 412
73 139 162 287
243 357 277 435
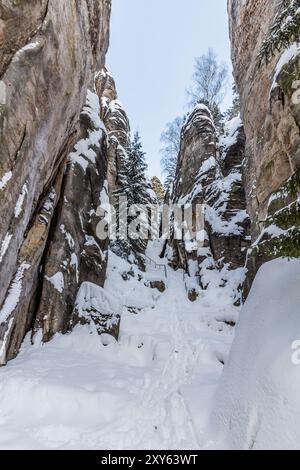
107 0 232 180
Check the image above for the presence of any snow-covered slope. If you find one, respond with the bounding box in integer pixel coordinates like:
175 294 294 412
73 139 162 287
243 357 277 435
209 257 300 450
0 243 239 450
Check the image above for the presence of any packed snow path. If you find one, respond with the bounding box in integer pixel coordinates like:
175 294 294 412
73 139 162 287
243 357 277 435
0 243 239 449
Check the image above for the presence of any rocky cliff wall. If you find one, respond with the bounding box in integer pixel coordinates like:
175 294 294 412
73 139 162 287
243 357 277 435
169 105 250 303
228 0 300 294
0 0 113 364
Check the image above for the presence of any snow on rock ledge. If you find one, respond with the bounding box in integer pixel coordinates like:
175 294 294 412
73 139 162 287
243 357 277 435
74 282 122 340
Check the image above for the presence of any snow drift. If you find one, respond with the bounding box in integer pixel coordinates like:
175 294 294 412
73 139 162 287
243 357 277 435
210 257 300 450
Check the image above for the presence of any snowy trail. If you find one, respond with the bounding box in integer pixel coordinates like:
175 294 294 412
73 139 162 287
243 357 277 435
0 243 238 449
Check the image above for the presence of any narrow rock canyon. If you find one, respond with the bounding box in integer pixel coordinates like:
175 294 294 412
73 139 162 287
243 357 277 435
0 0 299 451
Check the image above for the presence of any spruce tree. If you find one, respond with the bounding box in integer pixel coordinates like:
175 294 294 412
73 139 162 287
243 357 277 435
113 132 154 255
127 132 152 252
112 144 132 257
127 132 150 206
224 84 240 120
258 0 300 67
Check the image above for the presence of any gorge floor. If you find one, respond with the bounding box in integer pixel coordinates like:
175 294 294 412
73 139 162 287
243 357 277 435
0 242 239 450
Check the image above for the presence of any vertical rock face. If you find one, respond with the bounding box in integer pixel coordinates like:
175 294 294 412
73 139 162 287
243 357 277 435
95 68 131 198
228 0 300 294
0 0 112 364
169 105 250 301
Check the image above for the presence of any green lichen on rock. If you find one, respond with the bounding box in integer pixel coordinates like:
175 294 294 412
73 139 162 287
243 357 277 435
254 227 300 259
278 55 300 95
11 0 35 7
266 200 300 230
245 168 300 296
268 169 300 214
262 169 300 255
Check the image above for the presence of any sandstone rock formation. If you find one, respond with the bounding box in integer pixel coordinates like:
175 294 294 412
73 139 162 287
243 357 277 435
95 67 131 199
228 0 300 295
169 105 250 302
0 0 113 364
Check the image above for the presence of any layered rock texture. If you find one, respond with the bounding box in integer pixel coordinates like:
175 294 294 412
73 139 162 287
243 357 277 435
169 105 250 302
228 0 300 294
168 0 300 300
1 0 299 367
0 0 119 364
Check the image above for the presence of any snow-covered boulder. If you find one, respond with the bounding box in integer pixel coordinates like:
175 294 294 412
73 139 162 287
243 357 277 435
211 257 300 449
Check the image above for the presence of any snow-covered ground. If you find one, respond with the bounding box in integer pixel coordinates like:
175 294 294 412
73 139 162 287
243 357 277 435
0 241 239 450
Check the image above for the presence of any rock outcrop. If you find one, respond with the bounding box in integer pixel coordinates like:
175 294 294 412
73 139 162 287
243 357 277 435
95 68 131 199
228 0 300 295
0 0 113 364
169 105 250 302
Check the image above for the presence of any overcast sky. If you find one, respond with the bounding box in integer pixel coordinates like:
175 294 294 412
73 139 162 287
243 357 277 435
107 0 232 180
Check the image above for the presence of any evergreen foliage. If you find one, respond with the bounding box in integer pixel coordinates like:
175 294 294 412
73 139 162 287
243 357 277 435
113 132 153 255
224 84 240 120
258 0 300 67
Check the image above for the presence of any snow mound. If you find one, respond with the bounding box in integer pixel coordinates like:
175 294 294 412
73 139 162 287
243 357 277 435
210 257 300 450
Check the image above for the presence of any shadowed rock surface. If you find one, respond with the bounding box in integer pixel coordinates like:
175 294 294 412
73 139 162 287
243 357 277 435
228 0 300 295
169 105 250 300
0 0 112 364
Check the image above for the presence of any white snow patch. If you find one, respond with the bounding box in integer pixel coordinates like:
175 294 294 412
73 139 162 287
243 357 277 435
220 116 242 152
198 156 216 176
75 281 122 320
69 91 105 172
45 272 64 294
0 318 14 365
0 233 13 263
0 262 30 324
70 253 79 283
271 42 300 91
210 258 300 450
60 225 75 250
0 171 12 191
15 183 28 218
0 243 242 450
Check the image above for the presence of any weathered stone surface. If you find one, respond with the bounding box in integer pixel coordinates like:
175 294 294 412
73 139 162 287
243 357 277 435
169 105 250 294
149 280 166 293
0 0 111 364
96 67 131 198
228 0 300 295
32 91 110 343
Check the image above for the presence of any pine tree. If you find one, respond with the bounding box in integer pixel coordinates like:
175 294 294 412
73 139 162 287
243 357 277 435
127 132 152 252
258 0 300 67
127 132 150 206
224 84 240 120
112 132 157 255
112 144 132 257
114 144 130 202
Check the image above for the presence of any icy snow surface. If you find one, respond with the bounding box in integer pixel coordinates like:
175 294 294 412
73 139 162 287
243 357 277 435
210 258 300 450
0 241 239 450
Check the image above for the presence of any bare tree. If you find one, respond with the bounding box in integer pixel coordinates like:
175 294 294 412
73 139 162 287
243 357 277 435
160 116 183 187
187 49 228 110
